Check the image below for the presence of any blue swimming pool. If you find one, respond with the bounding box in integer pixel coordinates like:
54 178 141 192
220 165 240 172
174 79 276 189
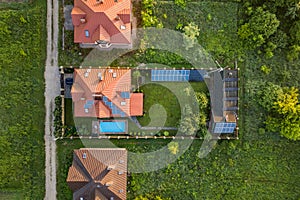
99 121 126 133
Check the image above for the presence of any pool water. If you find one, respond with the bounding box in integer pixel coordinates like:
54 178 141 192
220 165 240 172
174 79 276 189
100 121 126 133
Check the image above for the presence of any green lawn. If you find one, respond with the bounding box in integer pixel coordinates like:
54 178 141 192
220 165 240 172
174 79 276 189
0 191 23 200
0 0 46 198
137 83 181 127
65 98 75 126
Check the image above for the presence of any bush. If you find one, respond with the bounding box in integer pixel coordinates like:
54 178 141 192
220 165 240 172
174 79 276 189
53 96 63 137
141 0 163 28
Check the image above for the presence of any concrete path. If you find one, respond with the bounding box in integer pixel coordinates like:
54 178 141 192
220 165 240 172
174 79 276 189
44 0 60 199
130 117 178 130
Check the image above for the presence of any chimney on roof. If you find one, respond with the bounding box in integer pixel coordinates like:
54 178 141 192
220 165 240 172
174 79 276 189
120 25 126 30
118 171 124 175
98 72 102 81
112 72 117 78
80 18 86 23
96 0 104 4
115 16 120 20
82 153 87 159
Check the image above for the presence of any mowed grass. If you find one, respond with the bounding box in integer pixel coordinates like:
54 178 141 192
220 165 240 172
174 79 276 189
65 98 75 126
137 83 181 127
0 0 46 198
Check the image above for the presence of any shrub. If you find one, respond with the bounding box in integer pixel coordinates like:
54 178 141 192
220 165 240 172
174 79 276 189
163 131 169 136
260 65 271 74
53 96 63 137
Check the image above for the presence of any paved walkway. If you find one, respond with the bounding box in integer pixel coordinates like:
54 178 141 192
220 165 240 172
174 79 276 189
44 0 60 199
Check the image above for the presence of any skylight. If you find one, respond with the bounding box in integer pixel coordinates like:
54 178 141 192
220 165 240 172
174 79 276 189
84 30 90 37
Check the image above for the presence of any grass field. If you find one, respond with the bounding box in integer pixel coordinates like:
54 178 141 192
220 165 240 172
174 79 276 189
0 0 46 198
155 1 239 65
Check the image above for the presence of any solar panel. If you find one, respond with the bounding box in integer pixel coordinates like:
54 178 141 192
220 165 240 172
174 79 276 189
213 122 236 134
121 92 130 99
151 70 190 82
84 100 94 109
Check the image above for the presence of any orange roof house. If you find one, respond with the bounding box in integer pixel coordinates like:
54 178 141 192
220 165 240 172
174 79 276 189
71 68 143 118
71 0 132 46
67 148 127 200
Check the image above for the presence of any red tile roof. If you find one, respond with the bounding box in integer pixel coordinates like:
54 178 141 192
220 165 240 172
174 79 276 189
67 148 127 200
71 68 143 118
71 0 131 44
130 93 143 116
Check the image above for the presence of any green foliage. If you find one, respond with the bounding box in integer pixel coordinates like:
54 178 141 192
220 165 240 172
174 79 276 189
179 105 199 135
141 0 163 28
195 91 208 111
260 65 271 74
135 194 171 200
256 82 282 112
273 87 300 115
183 22 200 50
238 7 280 49
289 20 300 44
155 1 239 65
174 0 186 9
54 96 63 137
257 84 300 140
163 131 169 136
167 141 179 155
287 44 300 61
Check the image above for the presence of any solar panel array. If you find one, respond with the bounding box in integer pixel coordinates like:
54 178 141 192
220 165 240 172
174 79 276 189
151 70 190 82
213 122 236 134
102 96 126 117
121 92 130 99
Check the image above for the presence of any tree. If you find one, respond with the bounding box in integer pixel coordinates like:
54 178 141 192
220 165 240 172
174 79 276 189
195 92 208 111
257 82 282 112
168 141 179 155
285 2 300 19
266 87 300 140
179 105 199 135
238 7 280 49
289 20 300 44
175 0 186 8
183 22 200 50
273 87 300 115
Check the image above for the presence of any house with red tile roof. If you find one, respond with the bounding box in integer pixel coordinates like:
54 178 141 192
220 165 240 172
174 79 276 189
67 148 127 200
71 68 143 118
71 0 132 48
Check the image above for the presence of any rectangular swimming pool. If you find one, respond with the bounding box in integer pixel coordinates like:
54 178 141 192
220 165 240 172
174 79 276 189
99 121 126 133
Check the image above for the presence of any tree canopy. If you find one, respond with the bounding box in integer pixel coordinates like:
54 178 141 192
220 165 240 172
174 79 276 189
261 86 300 140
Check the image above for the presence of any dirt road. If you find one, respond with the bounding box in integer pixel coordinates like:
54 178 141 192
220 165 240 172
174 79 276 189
44 0 60 199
